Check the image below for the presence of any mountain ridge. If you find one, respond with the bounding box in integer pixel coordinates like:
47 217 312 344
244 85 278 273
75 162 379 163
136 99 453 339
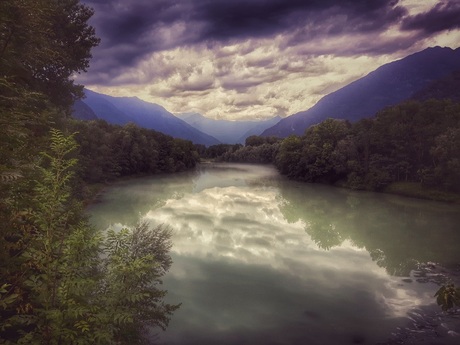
73 89 221 146
73 46 460 144
262 46 460 137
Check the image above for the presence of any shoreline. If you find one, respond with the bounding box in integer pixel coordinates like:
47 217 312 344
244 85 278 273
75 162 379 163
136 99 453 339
382 182 460 204
382 263 460 344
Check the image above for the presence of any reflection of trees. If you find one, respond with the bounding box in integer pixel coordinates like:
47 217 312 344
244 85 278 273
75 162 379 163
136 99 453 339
277 180 460 276
300 199 343 250
88 172 196 229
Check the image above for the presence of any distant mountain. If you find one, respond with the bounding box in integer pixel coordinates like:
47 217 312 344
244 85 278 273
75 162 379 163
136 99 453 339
176 112 281 144
71 99 98 120
72 89 220 146
411 69 460 102
262 46 460 137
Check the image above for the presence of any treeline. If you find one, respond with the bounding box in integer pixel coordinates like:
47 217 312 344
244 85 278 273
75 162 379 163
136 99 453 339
0 1 184 344
206 99 460 193
69 119 200 183
204 136 282 164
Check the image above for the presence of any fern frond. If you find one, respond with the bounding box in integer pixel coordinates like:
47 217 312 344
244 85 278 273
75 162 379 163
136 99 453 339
0 171 23 182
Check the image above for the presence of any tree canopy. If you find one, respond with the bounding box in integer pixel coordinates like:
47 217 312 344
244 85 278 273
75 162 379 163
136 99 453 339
206 99 460 197
0 1 184 343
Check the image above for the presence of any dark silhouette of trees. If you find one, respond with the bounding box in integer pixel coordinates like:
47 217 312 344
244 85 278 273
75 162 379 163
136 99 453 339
274 100 460 193
0 1 184 343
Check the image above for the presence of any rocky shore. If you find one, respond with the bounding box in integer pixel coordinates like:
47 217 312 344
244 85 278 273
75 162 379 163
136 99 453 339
381 263 460 345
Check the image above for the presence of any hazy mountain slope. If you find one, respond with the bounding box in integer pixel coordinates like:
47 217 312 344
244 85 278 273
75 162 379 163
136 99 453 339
177 112 281 144
78 89 132 125
71 99 98 120
74 89 220 146
236 116 282 143
411 69 460 102
262 46 460 137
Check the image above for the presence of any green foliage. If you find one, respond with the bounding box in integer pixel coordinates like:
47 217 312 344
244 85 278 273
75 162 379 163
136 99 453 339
67 119 200 184
245 135 280 147
0 0 100 108
1 1 180 343
413 70 460 103
203 144 243 159
202 137 282 163
435 284 460 312
274 100 460 195
221 100 460 199
0 129 98 344
275 136 303 177
0 284 19 311
1 0 100 290
101 223 179 344
1 130 179 344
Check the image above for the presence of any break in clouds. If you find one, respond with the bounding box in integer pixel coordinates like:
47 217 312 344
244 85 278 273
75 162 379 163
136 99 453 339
79 0 460 120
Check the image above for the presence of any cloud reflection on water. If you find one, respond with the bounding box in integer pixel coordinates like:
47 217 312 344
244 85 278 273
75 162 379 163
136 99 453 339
144 179 431 326
88 164 449 345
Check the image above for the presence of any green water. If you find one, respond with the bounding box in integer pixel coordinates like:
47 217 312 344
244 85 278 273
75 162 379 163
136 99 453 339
87 163 460 345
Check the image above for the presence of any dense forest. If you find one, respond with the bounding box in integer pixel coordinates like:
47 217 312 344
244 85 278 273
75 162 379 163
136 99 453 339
0 1 197 344
212 99 460 198
69 119 199 200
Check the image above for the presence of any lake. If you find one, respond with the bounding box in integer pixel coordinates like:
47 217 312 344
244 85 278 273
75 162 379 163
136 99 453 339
87 163 460 345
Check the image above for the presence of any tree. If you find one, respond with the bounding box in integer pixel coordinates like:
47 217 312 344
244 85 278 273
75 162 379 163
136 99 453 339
275 135 303 178
428 127 460 191
0 129 101 344
245 135 265 147
298 119 351 183
101 223 179 344
1 1 180 343
273 100 460 193
0 0 100 108
1 0 100 270
1 130 179 344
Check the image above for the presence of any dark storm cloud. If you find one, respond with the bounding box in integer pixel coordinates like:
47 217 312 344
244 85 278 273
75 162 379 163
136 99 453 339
94 0 188 46
197 0 406 41
401 1 460 33
82 0 408 76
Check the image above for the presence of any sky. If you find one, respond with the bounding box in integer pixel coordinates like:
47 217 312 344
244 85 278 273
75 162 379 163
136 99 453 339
77 0 460 121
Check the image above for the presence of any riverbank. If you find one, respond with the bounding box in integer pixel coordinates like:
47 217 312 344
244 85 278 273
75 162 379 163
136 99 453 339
80 172 174 206
383 182 460 203
381 263 460 345
200 161 460 203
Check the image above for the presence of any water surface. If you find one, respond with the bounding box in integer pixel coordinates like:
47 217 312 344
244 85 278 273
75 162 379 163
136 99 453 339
88 163 460 345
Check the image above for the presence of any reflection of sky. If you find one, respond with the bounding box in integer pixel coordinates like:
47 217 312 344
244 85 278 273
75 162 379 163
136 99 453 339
88 164 439 345
143 184 434 313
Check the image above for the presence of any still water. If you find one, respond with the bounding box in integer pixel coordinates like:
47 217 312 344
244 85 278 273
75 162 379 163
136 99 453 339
87 163 460 345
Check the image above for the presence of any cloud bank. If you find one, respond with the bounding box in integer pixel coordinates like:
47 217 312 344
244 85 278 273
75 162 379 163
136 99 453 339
79 0 460 120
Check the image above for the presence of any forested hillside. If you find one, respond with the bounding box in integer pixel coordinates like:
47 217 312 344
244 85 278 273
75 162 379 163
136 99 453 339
70 119 199 184
0 1 188 343
214 99 460 199
262 47 460 138
412 69 460 103
275 100 460 192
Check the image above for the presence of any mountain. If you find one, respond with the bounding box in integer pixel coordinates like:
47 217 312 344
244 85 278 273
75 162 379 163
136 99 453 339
411 69 460 102
73 89 220 146
176 112 281 144
71 99 98 120
262 46 460 137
